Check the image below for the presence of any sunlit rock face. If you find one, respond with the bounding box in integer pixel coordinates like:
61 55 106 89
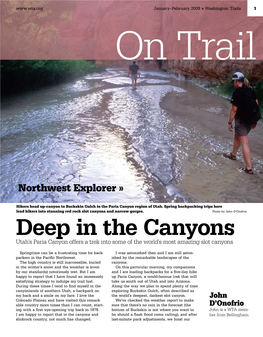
57 1 262 62
57 1 262 82
2 1 262 63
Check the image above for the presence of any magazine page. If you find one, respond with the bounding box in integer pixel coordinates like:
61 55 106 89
1 1 262 336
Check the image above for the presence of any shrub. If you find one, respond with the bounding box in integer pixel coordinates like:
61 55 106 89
1 60 103 96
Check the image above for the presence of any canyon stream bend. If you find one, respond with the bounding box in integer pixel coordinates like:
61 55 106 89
1 68 263 203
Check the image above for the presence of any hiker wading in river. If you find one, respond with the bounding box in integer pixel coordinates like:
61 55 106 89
224 72 260 175
128 60 140 89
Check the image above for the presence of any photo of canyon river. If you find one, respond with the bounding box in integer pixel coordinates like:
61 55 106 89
1 68 263 203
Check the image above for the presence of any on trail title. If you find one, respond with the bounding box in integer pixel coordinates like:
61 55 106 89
117 31 255 61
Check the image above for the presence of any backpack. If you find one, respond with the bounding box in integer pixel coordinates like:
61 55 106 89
239 87 261 125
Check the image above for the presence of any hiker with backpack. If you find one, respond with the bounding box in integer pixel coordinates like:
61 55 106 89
224 72 261 174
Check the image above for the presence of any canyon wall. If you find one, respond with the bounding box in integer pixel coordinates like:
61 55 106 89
96 59 263 84
161 60 263 84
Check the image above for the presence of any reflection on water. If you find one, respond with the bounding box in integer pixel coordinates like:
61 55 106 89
1 68 263 202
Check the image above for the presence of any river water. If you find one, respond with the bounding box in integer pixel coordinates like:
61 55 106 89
1 68 263 203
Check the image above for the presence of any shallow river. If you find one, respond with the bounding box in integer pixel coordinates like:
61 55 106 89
1 68 263 203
